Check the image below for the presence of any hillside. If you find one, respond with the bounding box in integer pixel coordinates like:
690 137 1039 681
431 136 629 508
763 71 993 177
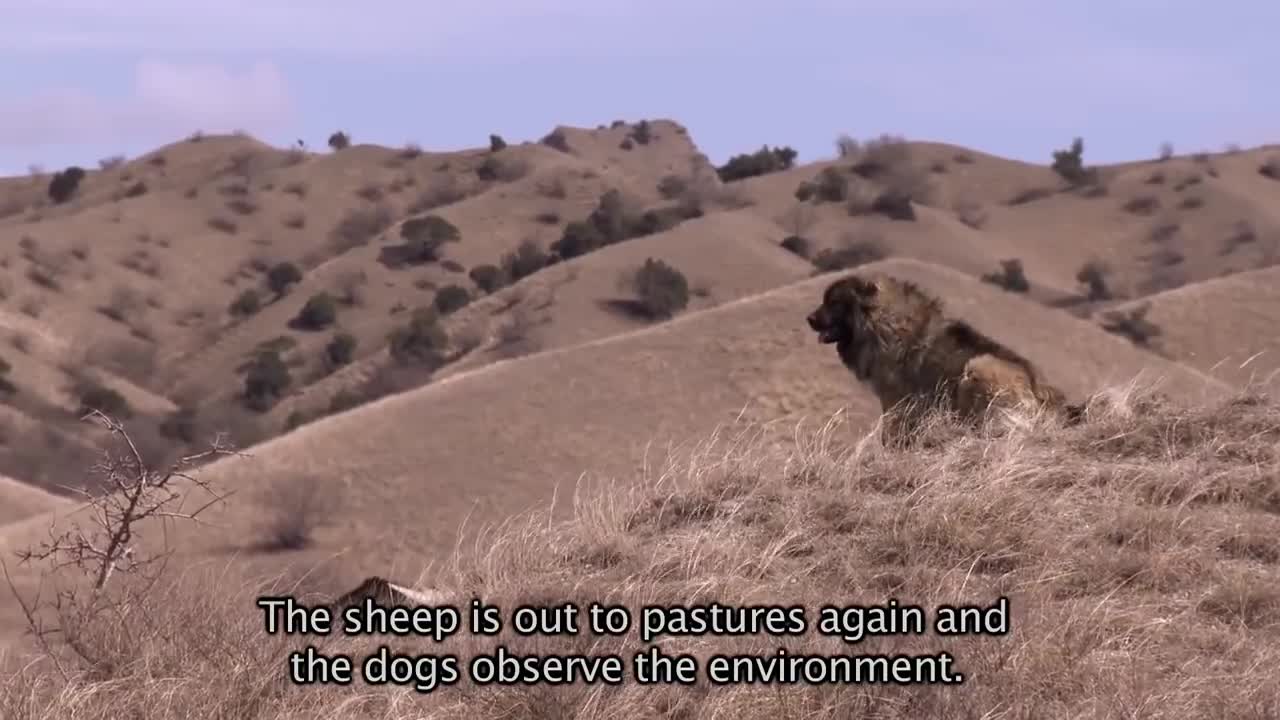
3 386 1277 719
0 125 1275 506
0 118 1276 715
0 257 1233 646
1100 265 1280 388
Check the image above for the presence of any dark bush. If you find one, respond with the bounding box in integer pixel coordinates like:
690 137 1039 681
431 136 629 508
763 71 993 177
469 264 507 294
489 134 508 152
629 258 689 320
434 284 471 315
1100 303 1162 347
229 288 262 317
716 146 798 183
159 406 199 444
552 220 607 260
243 350 292 412
657 174 688 200
501 239 551 282
811 236 887 273
328 131 351 151
324 332 357 369
295 292 338 330
388 307 449 366
1051 137 1095 186
541 129 571 153
48 166 87 204
812 167 848 203
780 236 811 259
75 379 132 418
403 215 461 243
981 259 1031 293
869 191 915 221
1076 260 1112 301
267 262 303 295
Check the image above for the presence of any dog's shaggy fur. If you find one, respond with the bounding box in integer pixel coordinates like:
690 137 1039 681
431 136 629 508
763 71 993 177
808 272 1083 447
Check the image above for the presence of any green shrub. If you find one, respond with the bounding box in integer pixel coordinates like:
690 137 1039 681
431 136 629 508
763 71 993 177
324 332 357 369
243 350 291 412
716 146 797 182
48 166 87 204
434 285 471 315
229 288 261 317
469 264 507 294
294 292 337 330
388 308 449 366
267 262 303 296
629 258 689 320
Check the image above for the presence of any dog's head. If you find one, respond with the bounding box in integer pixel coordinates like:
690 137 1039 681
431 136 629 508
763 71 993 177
807 274 881 377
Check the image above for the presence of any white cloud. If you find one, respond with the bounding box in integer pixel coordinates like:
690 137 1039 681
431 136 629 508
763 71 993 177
0 60 292 148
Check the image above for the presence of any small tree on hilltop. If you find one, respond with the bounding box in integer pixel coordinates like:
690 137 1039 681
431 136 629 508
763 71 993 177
48 166 87 204
328 131 351 151
1052 137 1093 186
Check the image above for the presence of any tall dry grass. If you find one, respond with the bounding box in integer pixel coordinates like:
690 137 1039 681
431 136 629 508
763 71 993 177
3 381 1279 719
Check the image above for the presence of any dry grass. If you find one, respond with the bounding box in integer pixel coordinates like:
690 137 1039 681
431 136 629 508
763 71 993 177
3 385 1278 718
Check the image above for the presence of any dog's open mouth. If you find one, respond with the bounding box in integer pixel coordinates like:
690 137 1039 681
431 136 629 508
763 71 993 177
816 327 848 345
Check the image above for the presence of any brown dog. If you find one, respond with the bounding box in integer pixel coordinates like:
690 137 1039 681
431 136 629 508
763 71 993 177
807 272 1082 447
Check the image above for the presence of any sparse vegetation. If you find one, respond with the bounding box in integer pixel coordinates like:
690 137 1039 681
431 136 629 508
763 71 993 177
6 388 1279 718
434 284 471 315
260 475 337 551
953 199 987 229
501 239 550 283
330 203 394 253
1100 303 1162 347
388 307 449 366
242 349 292 411
810 232 888 273
327 131 351 151
47 166 86 204
623 258 690 320
716 145 798 182
1051 137 1096 186
1007 187 1054 206
207 216 238 234
469 264 506 294
74 378 132 418
1260 157 1280 181
323 332 357 370
1076 259 1113 301
981 258 1031 293
267 262 303 296
294 292 338 330
1122 195 1161 216
541 128 571 153
780 235 811 259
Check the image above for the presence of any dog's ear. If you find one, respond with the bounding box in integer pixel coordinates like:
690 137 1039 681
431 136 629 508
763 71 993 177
825 275 878 306
850 276 878 299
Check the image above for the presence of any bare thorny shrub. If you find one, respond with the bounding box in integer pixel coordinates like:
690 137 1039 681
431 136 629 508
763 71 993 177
2 411 239 679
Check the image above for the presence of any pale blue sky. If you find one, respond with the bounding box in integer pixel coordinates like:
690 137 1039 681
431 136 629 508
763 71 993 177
0 1 1274 177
